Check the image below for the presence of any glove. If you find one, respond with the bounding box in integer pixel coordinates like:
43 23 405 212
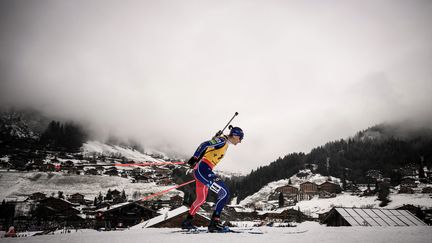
187 156 199 167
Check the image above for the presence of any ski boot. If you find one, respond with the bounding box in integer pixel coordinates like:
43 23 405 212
208 216 228 233
181 214 197 230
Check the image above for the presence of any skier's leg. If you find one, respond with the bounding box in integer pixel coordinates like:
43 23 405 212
189 179 209 216
189 162 211 216
211 180 230 217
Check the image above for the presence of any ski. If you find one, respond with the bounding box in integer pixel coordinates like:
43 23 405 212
172 227 264 234
284 229 309 234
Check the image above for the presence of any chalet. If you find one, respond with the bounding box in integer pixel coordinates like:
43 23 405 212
400 177 417 188
134 206 209 228
132 174 151 183
344 183 361 194
278 208 309 222
396 205 426 222
38 197 76 212
398 186 414 194
422 187 432 193
400 165 417 177
85 168 99 175
169 195 183 207
96 202 159 229
319 181 342 194
260 208 309 223
156 178 172 186
28 192 46 201
322 207 426 226
33 197 84 229
67 167 79 174
426 171 432 179
69 193 86 204
104 168 118 176
300 182 318 194
275 185 299 195
62 160 75 167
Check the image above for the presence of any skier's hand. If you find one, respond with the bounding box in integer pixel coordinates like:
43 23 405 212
187 156 199 167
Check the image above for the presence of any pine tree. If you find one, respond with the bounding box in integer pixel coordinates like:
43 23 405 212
121 190 127 202
278 192 284 208
377 182 391 207
105 189 113 201
98 192 103 202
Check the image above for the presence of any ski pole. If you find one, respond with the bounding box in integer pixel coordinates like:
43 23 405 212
215 112 239 137
139 179 195 201
114 161 186 167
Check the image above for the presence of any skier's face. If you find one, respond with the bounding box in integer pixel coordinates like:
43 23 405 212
230 135 242 145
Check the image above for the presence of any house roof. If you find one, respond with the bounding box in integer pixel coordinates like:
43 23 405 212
97 201 155 213
131 206 209 229
325 207 426 226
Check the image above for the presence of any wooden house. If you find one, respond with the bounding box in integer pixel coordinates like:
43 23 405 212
69 193 86 204
399 186 414 194
300 182 318 194
422 187 432 193
401 177 417 188
319 181 342 194
275 185 299 195
169 195 183 207
96 202 158 229
28 192 46 201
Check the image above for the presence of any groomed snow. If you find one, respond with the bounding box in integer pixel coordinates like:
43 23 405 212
2 222 431 243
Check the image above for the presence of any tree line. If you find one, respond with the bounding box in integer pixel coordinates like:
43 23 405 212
226 125 432 203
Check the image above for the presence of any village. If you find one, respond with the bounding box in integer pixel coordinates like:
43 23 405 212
1 147 432 238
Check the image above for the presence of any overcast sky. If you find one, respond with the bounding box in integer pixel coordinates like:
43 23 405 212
1 0 432 173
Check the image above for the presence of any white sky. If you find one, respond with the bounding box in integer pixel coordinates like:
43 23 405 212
1 0 432 173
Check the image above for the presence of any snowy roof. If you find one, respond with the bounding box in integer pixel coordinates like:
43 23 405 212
328 207 426 226
131 206 189 229
131 206 210 229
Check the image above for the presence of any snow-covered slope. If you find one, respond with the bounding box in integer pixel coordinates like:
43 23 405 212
81 141 166 162
239 169 341 207
0 172 182 201
239 169 432 218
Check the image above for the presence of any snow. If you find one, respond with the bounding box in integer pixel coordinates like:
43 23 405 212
239 169 432 217
255 193 432 218
239 169 341 207
2 221 431 243
81 141 164 162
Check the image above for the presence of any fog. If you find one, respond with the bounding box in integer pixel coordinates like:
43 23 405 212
1 0 432 172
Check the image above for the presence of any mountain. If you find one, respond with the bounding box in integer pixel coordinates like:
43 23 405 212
229 123 432 202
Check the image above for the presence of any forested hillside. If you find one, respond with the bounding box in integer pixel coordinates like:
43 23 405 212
227 124 432 202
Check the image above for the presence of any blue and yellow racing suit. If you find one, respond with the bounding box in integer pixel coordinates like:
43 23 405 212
189 135 230 217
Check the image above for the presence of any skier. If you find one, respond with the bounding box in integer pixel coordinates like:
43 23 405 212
182 126 244 232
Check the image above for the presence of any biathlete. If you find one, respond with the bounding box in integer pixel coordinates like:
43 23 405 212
182 126 244 232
